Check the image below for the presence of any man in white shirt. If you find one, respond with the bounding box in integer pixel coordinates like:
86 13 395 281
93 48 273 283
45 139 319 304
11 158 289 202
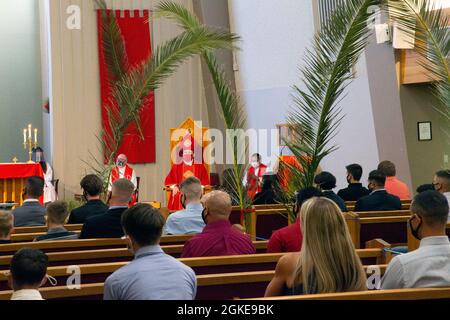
9 248 48 300
164 177 205 235
433 170 450 218
381 190 450 289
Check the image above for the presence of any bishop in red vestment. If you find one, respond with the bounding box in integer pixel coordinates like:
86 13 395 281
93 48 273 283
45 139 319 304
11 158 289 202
245 153 267 199
165 135 210 210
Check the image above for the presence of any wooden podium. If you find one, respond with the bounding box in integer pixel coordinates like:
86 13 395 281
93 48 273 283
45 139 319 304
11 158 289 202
0 163 44 206
165 117 212 210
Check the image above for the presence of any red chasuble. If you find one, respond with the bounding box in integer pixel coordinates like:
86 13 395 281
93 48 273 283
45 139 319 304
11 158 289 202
165 162 210 211
246 164 267 199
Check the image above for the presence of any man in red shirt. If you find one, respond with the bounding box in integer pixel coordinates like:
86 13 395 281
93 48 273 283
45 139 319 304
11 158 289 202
377 160 411 200
267 187 322 253
181 191 255 258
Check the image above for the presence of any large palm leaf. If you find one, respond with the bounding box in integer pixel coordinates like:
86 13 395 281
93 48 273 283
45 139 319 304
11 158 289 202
281 0 381 197
155 2 252 217
387 0 450 121
93 0 238 186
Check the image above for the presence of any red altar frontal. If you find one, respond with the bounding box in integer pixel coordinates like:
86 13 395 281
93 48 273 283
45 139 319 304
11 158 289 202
0 163 44 206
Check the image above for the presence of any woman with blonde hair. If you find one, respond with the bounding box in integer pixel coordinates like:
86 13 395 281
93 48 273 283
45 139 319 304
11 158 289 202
265 197 367 296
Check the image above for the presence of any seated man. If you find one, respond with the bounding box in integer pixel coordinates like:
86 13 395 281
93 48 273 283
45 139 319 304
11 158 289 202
314 171 347 212
381 190 450 289
378 160 411 199
337 164 370 201
267 187 322 253
12 176 46 227
80 179 134 239
68 174 108 224
163 177 205 235
355 170 402 212
35 201 78 242
433 170 450 218
9 248 49 300
181 191 256 258
0 211 13 244
253 174 279 205
104 204 196 300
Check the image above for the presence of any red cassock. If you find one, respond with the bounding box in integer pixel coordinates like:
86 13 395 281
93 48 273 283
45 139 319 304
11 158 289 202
165 162 210 211
247 164 267 199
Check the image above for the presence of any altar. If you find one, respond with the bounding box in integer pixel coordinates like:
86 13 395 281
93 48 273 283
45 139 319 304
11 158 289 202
0 163 44 206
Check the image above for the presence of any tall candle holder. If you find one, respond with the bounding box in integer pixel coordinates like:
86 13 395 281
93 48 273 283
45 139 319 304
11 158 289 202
23 124 38 164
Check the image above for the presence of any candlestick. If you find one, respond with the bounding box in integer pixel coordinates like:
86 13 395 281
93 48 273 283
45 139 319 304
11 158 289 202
34 129 37 144
23 129 26 144
28 124 31 139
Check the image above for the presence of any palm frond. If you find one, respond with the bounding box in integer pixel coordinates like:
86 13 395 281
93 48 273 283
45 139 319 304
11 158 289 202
283 0 381 193
387 0 450 120
155 2 252 213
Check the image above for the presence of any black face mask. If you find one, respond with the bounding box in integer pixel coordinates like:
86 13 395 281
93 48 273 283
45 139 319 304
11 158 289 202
346 175 351 184
201 208 208 225
409 216 422 241
181 195 186 209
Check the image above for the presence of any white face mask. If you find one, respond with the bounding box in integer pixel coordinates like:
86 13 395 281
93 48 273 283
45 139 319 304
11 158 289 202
251 161 259 169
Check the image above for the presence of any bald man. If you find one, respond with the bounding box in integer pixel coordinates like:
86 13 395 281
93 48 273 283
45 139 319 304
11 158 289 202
181 191 255 258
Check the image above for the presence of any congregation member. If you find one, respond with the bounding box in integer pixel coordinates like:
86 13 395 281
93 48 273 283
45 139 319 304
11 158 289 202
68 174 108 224
314 171 347 212
381 190 450 289
0 211 13 244
12 176 46 227
267 187 321 253
244 153 268 199
433 170 450 217
181 191 255 258
34 201 78 242
9 248 49 300
80 179 134 239
377 160 411 199
417 183 435 194
337 164 370 201
104 204 196 300
354 170 402 212
265 197 367 296
33 147 57 204
163 177 205 235
253 174 279 205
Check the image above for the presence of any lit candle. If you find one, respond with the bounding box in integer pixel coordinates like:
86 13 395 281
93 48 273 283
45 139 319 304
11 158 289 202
23 129 26 144
34 128 38 144
28 124 32 139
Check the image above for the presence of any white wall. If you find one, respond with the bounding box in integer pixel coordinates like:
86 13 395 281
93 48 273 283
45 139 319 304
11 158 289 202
228 0 381 189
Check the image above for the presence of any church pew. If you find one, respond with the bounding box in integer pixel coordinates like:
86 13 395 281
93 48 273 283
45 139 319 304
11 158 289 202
246 287 450 300
13 224 83 234
346 200 411 212
0 240 269 269
0 265 389 300
0 235 195 255
10 231 81 242
345 212 411 249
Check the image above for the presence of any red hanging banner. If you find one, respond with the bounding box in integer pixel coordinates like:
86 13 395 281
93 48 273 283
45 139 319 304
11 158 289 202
97 10 156 164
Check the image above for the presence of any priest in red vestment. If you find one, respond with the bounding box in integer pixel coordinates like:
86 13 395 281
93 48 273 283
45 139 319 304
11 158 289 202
244 153 267 199
165 135 210 210
108 154 138 205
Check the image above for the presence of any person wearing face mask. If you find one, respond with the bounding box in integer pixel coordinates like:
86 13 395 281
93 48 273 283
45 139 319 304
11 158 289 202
381 190 450 289
108 154 137 204
267 187 322 253
244 153 267 199
165 134 210 211
354 170 401 212
432 170 450 219
337 164 370 201
181 191 255 258
104 204 197 300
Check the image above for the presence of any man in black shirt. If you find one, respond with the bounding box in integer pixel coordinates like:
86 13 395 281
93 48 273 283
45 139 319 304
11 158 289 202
338 164 370 201
68 174 108 224
314 171 347 212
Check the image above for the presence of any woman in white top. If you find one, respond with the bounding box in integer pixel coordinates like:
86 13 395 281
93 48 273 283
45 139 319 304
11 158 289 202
33 147 57 204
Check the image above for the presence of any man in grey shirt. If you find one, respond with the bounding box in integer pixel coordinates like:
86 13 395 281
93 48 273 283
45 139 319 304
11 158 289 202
12 177 46 227
381 190 450 289
104 204 197 300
